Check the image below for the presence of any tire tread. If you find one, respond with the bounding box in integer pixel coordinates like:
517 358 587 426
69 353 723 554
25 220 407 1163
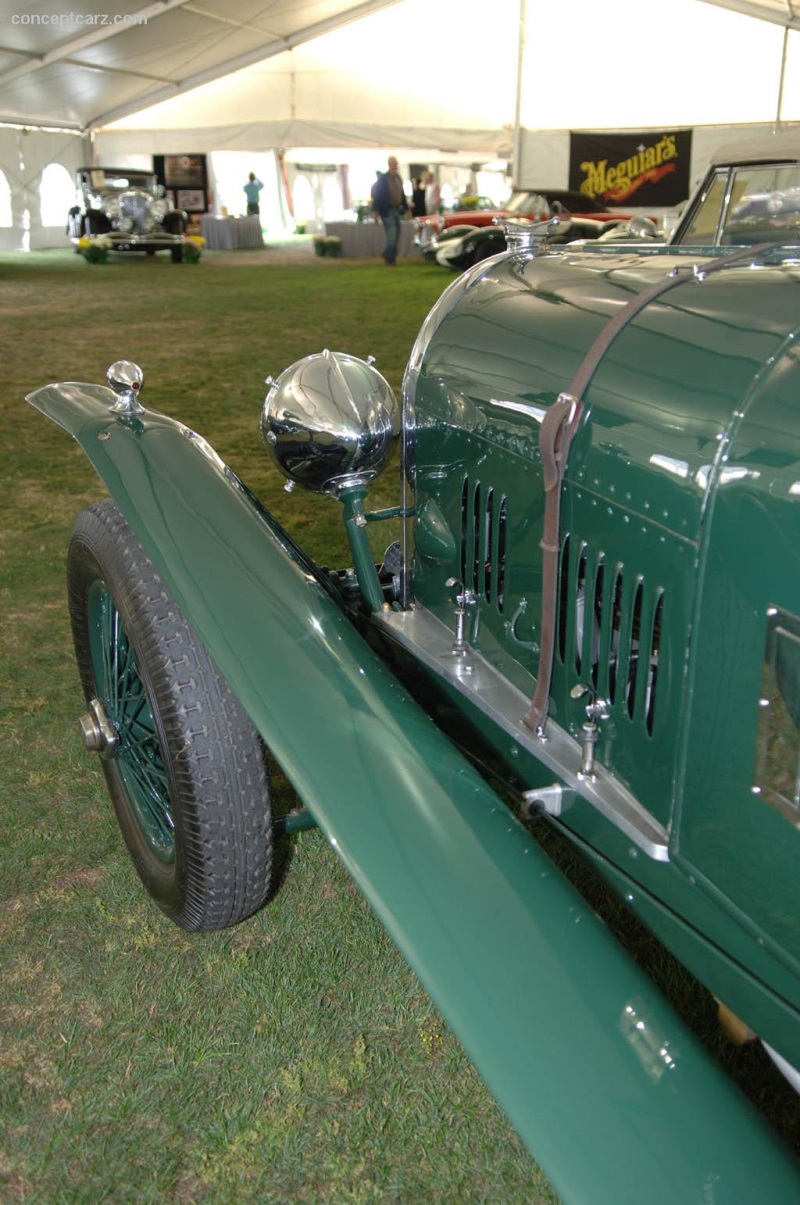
68 499 272 931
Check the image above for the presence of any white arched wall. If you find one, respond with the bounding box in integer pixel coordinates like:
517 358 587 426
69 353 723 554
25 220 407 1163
40 163 74 228
0 128 87 250
25 131 87 250
0 128 24 251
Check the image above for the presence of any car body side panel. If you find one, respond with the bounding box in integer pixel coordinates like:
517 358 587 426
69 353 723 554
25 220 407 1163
26 381 800 1204
678 341 800 971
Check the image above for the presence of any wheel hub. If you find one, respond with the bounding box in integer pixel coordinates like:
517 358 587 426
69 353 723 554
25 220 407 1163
79 696 119 758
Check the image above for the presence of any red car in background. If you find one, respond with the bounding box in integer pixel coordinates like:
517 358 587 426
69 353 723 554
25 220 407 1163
415 188 626 257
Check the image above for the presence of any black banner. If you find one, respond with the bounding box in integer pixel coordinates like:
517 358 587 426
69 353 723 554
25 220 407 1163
569 131 692 208
153 154 209 212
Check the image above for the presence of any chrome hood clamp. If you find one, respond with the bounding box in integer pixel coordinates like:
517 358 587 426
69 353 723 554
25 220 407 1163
497 215 570 264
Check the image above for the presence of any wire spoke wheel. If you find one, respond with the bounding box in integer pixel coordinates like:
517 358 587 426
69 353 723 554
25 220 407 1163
69 500 272 930
88 581 175 863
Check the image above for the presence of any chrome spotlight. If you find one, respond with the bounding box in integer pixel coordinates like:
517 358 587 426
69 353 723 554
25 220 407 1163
261 350 399 495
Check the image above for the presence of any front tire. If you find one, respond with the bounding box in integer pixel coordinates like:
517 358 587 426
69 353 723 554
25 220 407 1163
68 500 272 931
84 211 113 235
163 210 187 236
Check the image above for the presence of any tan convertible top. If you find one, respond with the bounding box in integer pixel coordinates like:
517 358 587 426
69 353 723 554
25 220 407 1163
711 130 800 167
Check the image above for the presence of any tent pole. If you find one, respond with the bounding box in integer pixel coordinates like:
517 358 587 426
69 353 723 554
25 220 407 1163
512 0 527 187
776 25 789 129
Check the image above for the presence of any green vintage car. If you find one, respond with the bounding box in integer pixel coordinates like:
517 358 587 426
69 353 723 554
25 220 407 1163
28 194 800 1199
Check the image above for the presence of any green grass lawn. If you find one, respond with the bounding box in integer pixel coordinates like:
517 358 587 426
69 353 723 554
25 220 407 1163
2 247 799 1202
0 249 557 1202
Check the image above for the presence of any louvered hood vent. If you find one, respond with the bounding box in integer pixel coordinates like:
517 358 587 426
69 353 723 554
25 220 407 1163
459 476 508 613
457 479 665 736
557 534 665 736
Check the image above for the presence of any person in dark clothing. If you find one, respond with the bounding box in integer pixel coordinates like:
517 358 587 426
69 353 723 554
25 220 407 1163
411 176 427 217
371 156 410 264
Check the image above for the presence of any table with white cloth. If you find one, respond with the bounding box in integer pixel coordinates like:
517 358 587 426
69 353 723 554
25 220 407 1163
199 215 264 250
324 220 419 258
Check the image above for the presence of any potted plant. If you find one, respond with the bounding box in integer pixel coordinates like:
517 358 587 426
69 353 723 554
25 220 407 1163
77 235 111 264
183 235 205 263
324 235 342 257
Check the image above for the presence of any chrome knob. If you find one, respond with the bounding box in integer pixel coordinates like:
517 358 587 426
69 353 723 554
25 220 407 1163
571 684 610 779
107 360 144 415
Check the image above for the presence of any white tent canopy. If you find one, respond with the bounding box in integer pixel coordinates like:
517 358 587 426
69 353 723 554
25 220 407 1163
1 0 799 138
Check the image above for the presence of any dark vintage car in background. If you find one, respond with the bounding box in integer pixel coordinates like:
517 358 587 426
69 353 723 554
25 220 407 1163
435 212 629 268
28 143 800 1202
67 166 189 261
415 186 623 257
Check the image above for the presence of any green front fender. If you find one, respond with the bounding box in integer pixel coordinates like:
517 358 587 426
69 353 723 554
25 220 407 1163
28 382 800 1204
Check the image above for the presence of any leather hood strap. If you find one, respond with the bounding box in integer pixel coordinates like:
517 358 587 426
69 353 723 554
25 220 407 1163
522 395 575 733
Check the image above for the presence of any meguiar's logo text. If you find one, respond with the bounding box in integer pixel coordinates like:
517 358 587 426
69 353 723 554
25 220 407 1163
579 135 678 204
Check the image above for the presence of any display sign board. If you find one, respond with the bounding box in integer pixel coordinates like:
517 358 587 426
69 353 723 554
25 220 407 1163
569 131 692 208
153 154 208 212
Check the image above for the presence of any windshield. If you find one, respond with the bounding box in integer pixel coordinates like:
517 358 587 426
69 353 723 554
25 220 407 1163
86 170 156 193
677 162 800 246
506 191 549 215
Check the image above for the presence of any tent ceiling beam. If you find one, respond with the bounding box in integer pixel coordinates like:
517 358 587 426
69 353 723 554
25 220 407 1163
699 0 800 29
0 115 83 133
0 0 191 88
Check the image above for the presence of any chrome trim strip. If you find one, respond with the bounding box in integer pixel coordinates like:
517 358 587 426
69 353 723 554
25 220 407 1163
374 607 670 861
487 397 547 423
